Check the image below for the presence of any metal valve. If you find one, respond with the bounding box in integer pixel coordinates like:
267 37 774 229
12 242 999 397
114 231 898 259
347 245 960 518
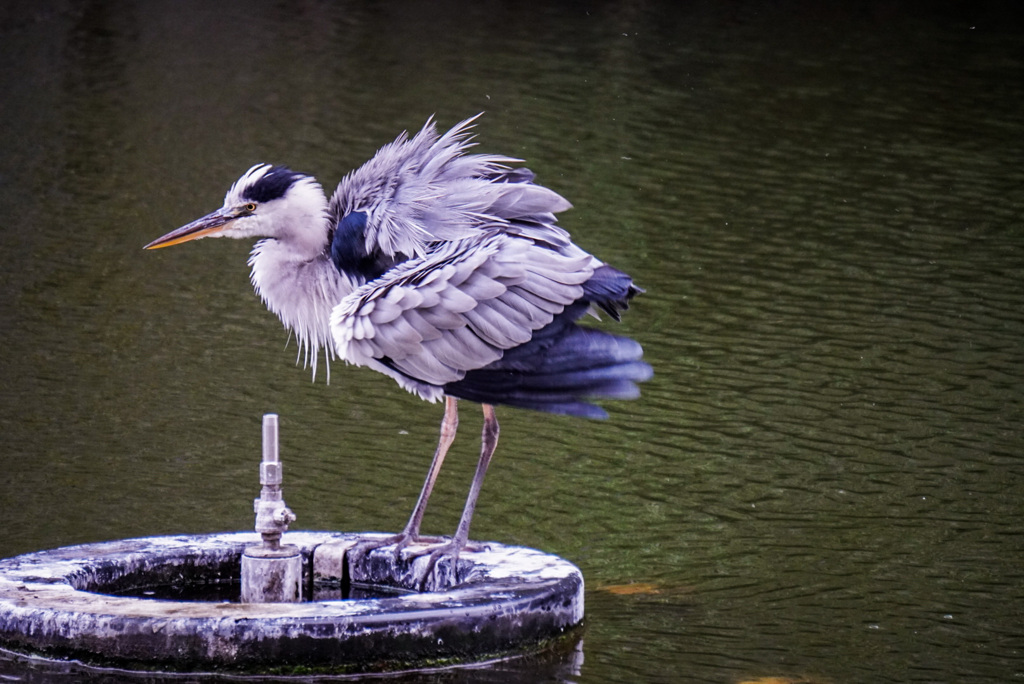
252 414 295 550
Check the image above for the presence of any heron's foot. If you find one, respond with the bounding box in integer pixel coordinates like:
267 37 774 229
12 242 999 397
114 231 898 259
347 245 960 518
346 530 436 568
344 531 444 587
400 538 491 591
388 531 446 557
346 533 490 592
406 539 463 592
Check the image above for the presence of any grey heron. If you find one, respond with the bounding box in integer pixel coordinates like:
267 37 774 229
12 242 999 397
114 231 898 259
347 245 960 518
145 115 652 587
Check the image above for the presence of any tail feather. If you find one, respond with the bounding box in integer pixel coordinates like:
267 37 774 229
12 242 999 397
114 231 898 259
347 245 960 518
444 323 652 419
444 260 651 419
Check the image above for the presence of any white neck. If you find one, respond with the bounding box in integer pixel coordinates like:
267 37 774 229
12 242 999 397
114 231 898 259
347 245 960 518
248 239 356 381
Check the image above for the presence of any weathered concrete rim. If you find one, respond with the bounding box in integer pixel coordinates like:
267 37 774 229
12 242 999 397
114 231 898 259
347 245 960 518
0 531 584 674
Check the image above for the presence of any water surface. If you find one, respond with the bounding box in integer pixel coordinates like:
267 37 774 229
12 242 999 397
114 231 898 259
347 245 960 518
1 2 1023 682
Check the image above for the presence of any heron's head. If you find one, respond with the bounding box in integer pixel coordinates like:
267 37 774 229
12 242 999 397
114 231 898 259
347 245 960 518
145 164 327 252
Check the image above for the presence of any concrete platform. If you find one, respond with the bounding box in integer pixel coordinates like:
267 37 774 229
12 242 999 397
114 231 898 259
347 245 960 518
0 531 584 675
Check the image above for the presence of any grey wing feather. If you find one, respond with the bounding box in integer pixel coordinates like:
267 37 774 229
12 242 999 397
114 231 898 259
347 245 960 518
330 232 593 395
327 115 573 260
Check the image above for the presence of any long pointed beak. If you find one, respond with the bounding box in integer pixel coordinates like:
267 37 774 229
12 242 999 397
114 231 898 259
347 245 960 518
144 208 237 250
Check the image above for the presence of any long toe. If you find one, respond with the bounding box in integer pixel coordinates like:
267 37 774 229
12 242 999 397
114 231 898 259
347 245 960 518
346 532 414 582
347 534 454 591
407 540 465 592
390 532 447 558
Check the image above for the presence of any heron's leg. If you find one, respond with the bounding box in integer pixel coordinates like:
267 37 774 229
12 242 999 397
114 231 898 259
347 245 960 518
347 396 458 575
398 395 459 542
409 404 499 590
450 403 499 551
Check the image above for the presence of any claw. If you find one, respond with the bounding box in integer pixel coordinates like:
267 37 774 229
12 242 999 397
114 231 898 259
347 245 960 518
345 532 403 568
404 538 466 591
407 539 495 591
345 534 495 592
345 531 437 574
345 535 456 592
413 541 462 591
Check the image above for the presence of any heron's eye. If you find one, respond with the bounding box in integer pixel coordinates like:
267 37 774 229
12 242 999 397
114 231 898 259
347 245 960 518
244 203 257 213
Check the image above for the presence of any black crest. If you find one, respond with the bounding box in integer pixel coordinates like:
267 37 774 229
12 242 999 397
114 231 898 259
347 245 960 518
243 166 304 203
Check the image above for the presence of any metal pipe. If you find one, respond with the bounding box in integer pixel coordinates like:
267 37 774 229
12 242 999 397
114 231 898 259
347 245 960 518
253 414 295 549
241 413 301 602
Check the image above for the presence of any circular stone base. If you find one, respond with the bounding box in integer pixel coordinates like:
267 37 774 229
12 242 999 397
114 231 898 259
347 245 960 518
0 532 583 675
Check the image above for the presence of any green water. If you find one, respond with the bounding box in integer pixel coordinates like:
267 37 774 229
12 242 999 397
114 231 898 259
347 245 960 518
1 2 1022 682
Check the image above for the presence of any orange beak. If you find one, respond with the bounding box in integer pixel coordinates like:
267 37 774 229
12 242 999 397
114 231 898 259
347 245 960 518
144 208 236 250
